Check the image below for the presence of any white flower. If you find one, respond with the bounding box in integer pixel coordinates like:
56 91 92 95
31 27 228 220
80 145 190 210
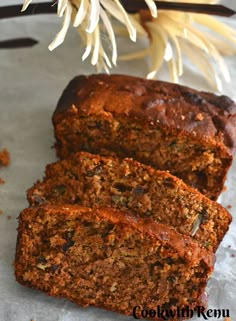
22 0 155 70
22 0 236 90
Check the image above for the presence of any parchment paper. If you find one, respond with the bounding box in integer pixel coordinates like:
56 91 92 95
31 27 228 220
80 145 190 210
0 1 235 320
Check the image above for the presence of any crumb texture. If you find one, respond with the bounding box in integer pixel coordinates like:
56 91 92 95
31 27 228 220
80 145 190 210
15 205 214 319
27 152 231 252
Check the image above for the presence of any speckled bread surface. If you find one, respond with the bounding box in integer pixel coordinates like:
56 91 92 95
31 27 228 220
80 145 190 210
15 205 214 320
27 151 232 252
52 74 236 200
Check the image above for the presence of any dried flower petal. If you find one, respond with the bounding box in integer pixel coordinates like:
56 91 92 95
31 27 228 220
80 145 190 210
73 0 89 27
100 7 117 65
86 0 100 33
21 0 32 12
82 32 92 61
48 2 72 51
91 26 100 65
144 0 158 18
57 0 68 17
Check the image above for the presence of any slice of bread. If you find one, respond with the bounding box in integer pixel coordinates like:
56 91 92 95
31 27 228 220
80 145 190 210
15 204 214 319
27 151 232 252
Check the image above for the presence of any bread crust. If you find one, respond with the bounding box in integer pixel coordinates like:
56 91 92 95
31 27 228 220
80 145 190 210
53 74 236 153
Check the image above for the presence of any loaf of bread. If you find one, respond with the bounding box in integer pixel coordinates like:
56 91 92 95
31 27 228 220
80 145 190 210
27 151 231 252
52 74 236 200
15 205 214 319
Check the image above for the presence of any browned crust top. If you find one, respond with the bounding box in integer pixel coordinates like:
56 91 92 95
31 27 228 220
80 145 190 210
17 205 215 269
53 74 236 154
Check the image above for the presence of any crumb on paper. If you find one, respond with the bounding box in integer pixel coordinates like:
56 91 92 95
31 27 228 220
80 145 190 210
0 148 10 167
0 178 5 184
7 215 12 220
226 205 232 209
0 210 2 215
